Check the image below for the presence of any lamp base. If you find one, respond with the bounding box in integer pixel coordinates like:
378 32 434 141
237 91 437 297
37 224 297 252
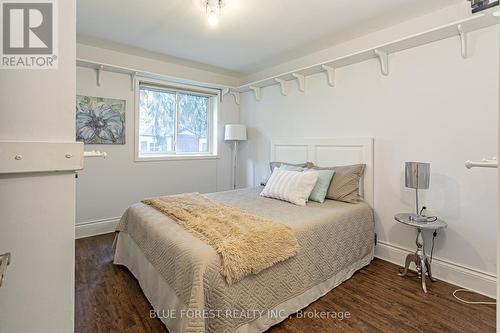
407 213 430 223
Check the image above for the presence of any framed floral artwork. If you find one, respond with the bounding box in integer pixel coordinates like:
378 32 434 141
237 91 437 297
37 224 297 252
76 95 126 144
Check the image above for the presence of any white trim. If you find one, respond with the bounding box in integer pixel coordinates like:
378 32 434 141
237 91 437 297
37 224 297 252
75 217 120 239
134 154 219 162
375 240 497 298
138 78 220 97
135 78 220 162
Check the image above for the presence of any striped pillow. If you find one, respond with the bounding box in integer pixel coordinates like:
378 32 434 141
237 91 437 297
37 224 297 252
260 168 319 206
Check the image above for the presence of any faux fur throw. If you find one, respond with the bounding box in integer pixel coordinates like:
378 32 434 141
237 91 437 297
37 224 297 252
142 193 299 284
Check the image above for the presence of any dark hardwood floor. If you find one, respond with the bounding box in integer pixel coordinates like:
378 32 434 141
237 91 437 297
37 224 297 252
76 233 495 333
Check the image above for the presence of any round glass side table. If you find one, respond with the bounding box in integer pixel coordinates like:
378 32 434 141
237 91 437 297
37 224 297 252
394 213 447 293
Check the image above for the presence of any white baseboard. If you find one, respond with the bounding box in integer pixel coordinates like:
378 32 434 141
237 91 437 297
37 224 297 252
375 240 497 298
75 217 120 239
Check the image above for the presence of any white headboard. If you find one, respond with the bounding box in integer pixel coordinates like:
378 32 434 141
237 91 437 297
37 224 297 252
270 138 374 207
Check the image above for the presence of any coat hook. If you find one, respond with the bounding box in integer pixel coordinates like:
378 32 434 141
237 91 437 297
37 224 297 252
221 88 230 102
374 49 389 76
274 78 290 96
292 73 306 92
221 88 239 105
321 65 335 87
457 24 468 59
130 72 137 91
249 86 262 101
96 65 104 86
229 90 240 105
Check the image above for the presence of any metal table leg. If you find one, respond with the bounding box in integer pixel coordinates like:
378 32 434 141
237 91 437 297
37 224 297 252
425 257 436 282
420 257 427 293
398 253 416 277
398 227 433 293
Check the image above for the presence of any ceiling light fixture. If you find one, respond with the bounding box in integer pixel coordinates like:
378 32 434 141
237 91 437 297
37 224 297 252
207 9 218 26
205 0 223 27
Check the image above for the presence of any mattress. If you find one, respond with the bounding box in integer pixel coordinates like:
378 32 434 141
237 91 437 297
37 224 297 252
114 187 374 333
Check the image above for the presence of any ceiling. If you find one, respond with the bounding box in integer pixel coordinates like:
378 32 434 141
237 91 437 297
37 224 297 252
77 0 462 75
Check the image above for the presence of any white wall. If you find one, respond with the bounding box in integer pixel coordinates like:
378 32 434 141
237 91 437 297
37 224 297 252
75 65 239 227
0 1 76 332
239 26 498 295
77 42 241 87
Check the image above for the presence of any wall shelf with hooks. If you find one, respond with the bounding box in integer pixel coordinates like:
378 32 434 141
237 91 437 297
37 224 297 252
77 9 499 104
234 9 499 99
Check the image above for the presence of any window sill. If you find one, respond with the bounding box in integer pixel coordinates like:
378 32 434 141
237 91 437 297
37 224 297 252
135 154 219 162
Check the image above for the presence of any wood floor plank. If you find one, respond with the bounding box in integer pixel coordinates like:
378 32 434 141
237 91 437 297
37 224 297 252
75 233 495 333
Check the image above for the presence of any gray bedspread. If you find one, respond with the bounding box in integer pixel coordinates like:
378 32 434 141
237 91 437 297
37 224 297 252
115 187 374 333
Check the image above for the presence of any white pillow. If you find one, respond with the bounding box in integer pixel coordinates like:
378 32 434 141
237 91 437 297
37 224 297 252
260 168 319 206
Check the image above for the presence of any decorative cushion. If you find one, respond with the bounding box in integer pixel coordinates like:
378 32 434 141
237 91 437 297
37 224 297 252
279 164 305 172
317 164 365 203
276 165 334 203
261 161 315 186
304 169 335 203
269 161 314 172
260 168 319 206
312 164 365 203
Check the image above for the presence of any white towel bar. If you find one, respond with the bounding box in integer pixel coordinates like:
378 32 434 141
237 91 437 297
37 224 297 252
465 158 497 169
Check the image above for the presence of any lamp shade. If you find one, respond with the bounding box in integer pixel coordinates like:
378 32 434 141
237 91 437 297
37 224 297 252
224 124 247 141
405 162 430 189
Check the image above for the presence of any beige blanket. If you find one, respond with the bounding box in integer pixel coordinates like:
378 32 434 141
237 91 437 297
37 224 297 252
142 193 299 284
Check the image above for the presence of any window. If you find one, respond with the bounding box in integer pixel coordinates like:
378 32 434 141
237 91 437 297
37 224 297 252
137 82 217 160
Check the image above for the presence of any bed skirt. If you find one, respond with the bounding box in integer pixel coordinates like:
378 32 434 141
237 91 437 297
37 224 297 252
114 232 374 333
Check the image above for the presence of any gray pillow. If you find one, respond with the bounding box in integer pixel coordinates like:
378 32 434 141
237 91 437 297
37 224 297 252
269 161 314 172
261 161 315 186
312 164 365 203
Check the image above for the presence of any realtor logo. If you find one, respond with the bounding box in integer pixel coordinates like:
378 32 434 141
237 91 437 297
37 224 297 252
1 0 57 69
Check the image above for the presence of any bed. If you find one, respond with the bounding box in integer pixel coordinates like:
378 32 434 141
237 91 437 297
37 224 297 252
114 138 375 333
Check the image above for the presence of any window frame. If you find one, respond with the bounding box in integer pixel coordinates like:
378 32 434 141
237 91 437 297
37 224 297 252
135 78 219 162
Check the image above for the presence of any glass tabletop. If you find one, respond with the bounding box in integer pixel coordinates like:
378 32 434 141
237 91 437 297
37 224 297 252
394 213 447 230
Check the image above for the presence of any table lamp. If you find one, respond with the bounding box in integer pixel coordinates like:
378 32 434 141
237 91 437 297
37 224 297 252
224 124 247 189
405 162 430 222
